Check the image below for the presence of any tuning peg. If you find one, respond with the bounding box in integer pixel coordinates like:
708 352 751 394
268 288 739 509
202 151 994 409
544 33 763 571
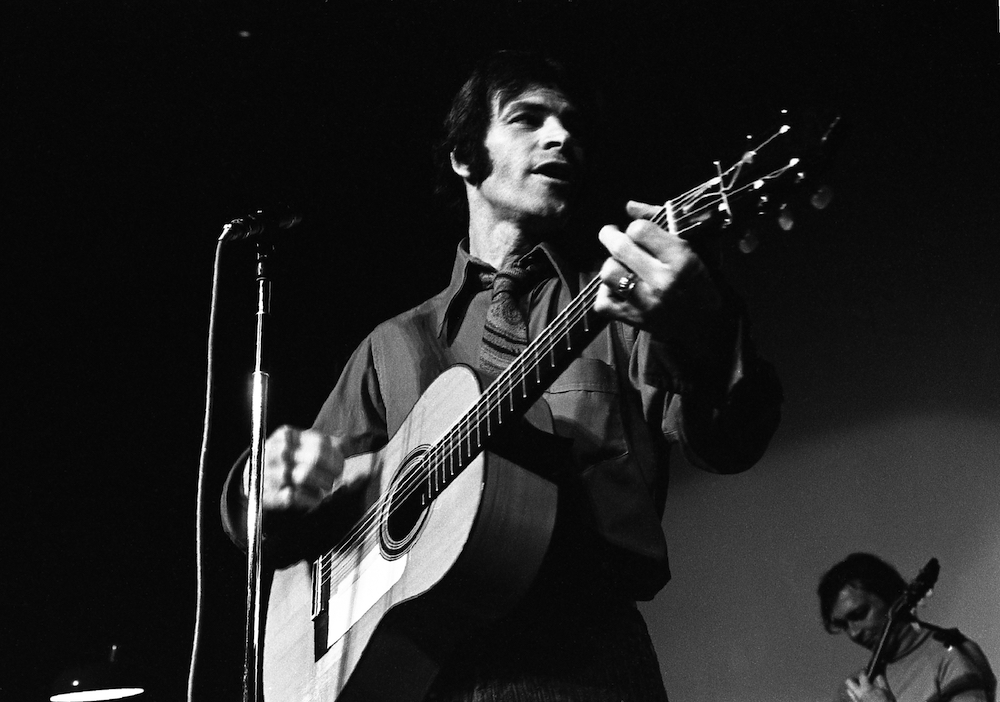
778 205 794 231
811 185 834 210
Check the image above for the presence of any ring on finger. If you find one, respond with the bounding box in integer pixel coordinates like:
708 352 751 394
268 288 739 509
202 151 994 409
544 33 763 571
614 272 638 299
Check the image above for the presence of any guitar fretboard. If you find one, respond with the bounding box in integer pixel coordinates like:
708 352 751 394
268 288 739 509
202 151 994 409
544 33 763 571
316 118 826 576
419 275 605 505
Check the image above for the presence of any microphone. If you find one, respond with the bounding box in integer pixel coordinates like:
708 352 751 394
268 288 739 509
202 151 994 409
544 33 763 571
219 208 303 242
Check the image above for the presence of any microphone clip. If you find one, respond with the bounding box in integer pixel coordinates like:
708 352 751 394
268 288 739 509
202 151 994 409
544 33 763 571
219 208 303 242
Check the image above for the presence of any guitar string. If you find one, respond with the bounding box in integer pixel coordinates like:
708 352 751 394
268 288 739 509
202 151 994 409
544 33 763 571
315 154 802 589
313 231 676 590
316 275 605 587
314 144 801 587
316 158 798 589
327 148 801 549
315 200 684 581
315 198 675 580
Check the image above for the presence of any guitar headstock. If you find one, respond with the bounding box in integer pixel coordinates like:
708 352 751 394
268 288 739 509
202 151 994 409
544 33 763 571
890 557 940 624
665 112 844 253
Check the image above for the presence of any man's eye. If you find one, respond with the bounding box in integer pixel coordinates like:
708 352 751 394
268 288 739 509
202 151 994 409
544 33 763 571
510 113 540 125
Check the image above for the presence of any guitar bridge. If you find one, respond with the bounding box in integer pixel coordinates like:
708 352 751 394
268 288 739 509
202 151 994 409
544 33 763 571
312 559 330 660
308 545 409 659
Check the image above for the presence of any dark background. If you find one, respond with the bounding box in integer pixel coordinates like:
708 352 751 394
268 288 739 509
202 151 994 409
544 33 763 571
4 2 998 701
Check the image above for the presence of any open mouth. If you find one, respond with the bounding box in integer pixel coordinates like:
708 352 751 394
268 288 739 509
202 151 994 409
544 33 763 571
533 161 574 183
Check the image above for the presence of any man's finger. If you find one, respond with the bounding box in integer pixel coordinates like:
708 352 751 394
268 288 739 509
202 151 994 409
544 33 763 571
598 225 660 283
625 200 664 221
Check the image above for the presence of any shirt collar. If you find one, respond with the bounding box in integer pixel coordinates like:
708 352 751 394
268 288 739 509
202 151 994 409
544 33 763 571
437 238 576 339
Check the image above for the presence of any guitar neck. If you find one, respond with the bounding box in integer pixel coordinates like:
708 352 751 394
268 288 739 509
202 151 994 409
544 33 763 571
420 275 607 504
422 198 688 503
421 191 705 503
865 623 894 678
413 117 838 505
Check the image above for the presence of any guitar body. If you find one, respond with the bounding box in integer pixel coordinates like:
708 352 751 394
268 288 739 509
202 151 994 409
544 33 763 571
262 366 559 702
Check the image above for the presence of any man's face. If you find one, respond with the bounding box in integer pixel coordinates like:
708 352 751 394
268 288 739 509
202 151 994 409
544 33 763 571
465 84 585 229
829 583 891 650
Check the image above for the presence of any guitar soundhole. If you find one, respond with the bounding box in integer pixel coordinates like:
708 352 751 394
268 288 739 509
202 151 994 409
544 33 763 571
380 447 431 559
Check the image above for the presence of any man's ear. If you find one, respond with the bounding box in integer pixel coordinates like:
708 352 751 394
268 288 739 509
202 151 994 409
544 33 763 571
450 150 471 179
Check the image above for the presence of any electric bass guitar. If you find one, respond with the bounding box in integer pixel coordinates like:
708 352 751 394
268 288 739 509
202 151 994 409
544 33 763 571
262 117 842 702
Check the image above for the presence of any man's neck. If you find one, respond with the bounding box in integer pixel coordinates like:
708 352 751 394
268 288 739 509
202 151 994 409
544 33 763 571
886 620 932 662
468 216 544 270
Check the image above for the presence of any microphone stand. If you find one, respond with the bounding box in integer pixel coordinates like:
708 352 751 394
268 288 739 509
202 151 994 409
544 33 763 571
243 238 273 702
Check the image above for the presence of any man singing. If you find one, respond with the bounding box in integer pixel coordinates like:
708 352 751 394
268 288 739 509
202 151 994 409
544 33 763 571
224 49 783 701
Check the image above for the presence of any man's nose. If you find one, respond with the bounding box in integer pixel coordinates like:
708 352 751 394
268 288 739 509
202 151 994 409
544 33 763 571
540 115 573 149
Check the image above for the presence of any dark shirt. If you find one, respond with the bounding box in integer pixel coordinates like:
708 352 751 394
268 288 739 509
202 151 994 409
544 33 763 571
221 237 782 700
224 239 781 589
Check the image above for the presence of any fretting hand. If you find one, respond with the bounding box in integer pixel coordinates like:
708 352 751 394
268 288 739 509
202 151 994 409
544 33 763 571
594 200 724 343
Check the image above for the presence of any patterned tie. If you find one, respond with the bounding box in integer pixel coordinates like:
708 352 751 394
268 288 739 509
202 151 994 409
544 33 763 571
478 256 549 377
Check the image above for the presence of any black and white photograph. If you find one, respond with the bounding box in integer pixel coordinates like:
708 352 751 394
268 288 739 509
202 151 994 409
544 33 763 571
5 2 998 701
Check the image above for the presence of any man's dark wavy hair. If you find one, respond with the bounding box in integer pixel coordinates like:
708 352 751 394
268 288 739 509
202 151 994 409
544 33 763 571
817 552 908 633
433 49 595 215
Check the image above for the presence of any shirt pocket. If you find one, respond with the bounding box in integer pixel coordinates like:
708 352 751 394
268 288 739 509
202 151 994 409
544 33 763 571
543 357 628 465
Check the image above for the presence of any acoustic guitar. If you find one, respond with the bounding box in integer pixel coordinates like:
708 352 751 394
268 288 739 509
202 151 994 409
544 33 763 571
261 117 842 702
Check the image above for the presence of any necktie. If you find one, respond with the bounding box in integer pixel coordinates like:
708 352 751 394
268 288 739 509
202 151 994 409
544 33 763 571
478 257 548 377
